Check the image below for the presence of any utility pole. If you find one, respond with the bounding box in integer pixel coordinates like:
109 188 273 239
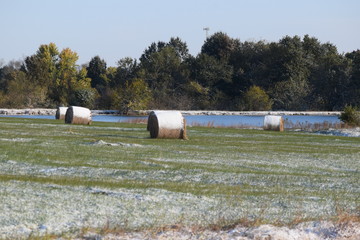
203 27 210 39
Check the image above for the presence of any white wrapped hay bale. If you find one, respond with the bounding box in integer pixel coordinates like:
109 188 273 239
55 107 68 120
65 106 92 125
147 111 187 139
263 115 284 131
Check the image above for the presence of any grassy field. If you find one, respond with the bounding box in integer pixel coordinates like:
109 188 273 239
0 117 359 238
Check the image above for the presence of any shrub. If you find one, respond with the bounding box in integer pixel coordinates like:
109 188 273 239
242 86 273 111
339 105 360 126
70 88 98 109
117 78 152 115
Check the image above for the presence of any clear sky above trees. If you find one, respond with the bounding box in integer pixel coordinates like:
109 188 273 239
1 0 359 66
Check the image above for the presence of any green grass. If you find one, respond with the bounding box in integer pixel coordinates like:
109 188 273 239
0 116 359 236
1 117 359 195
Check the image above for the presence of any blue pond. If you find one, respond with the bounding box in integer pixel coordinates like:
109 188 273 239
0 114 341 128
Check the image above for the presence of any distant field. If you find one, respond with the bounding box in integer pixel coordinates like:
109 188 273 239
0 117 359 238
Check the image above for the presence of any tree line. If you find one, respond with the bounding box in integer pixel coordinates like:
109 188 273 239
1 33 359 113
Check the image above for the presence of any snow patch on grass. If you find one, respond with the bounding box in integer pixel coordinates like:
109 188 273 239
0 138 34 142
0 181 229 238
315 127 360 137
88 140 143 147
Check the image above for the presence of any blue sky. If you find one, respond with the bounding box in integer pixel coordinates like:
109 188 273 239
1 0 359 66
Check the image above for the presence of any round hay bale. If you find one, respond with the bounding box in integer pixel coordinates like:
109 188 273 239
147 111 187 139
55 107 68 120
65 106 92 125
263 115 284 131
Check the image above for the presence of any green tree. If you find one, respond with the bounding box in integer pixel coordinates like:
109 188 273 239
23 43 59 106
270 79 309 110
86 56 107 89
75 66 92 89
201 32 240 62
95 66 119 109
345 50 360 107
3 70 29 107
23 43 94 107
139 38 191 109
68 66 96 108
189 53 233 109
139 41 166 64
53 48 80 105
143 47 182 89
0 61 22 92
229 40 270 96
309 43 351 110
267 36 311 110
112 57 138 87
190 53 233 89
2 70 48 108
24 43 59 87
168 37 190 61
0 60 50 108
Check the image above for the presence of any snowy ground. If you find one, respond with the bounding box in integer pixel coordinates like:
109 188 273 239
2 181 359 239
81 221 360 240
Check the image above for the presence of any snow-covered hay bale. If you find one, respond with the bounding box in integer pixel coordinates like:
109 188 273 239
263 115 284 131
65 106 92 125
55 107 68 120
147 111 187 139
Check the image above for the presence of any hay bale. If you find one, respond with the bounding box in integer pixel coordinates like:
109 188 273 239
65 106 92 125
263 115 284 131
55 107 68 120
147 111 187 139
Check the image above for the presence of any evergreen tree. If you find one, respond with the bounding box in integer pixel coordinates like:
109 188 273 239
86 56 107 89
